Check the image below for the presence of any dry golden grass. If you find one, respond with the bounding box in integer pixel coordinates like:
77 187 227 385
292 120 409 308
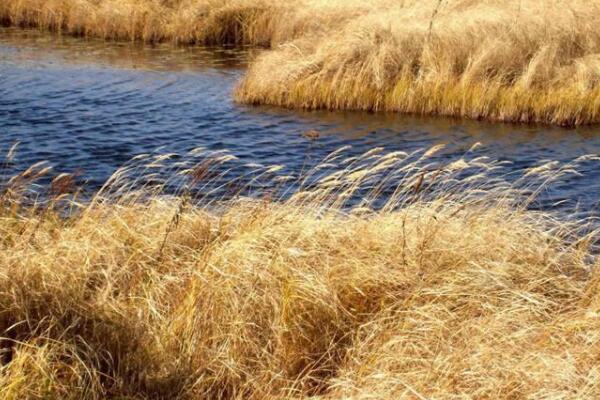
3 0 600 125
236 0 600 126
0 0 366 45
1 145 600 399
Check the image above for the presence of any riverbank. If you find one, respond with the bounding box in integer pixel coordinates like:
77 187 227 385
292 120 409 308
0 0 352 45
2 0 600 126
1 148 599 399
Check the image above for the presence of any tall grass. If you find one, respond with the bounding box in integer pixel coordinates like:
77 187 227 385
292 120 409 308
3 0 600 125
0 0 362 45
1 145 599 398
235 0 600 126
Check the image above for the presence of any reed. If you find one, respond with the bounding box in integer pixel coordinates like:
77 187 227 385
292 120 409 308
0 145 599 399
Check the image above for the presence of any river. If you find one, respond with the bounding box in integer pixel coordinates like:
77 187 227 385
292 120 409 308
1 27 599 216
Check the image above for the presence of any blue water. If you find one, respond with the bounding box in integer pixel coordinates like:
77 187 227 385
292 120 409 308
1 28 599 215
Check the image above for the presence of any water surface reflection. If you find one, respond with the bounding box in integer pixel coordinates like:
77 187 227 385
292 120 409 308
1 27 599 216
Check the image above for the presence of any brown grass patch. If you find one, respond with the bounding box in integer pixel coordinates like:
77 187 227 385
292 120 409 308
0 147 599 398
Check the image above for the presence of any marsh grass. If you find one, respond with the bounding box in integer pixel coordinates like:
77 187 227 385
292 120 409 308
0 0 330 45
236 0 600 126
3 0 600 125
1 144 599 399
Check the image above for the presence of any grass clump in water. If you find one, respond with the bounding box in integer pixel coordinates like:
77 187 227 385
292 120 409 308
235 0 600 126
0 145 599 398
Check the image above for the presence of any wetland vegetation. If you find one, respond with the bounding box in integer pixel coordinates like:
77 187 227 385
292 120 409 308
2 1 600 399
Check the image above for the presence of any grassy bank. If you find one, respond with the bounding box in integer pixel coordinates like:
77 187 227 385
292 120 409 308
0 0 362 45
1 147 599 398
3 0 600 125
235 0 600 126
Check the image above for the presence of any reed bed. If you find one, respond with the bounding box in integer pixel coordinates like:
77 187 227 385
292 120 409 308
3 0 600 125
1 144 599 399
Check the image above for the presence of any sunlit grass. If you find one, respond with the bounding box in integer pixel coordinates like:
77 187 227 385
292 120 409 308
0 0 324 45
235 0 600 126
1 144 599 398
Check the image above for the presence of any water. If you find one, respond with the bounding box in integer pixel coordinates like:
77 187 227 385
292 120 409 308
1 27 600 215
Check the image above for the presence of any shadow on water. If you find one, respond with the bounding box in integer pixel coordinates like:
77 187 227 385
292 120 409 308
0 26 256 71
1 27 599 217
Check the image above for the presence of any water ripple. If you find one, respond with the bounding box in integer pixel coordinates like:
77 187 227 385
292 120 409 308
1 27 600 217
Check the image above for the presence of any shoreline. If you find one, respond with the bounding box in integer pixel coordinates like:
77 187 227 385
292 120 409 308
3 0 600 126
